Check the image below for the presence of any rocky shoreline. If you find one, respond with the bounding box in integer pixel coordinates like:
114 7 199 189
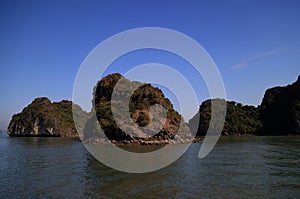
82 136 203 145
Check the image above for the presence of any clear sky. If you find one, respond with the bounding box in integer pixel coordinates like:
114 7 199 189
0 0 300 129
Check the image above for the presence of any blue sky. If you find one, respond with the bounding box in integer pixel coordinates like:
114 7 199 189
0 0 300 129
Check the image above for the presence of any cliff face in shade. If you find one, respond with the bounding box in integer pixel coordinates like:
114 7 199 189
83 73 192 144
260 76 300 135
8 97 86 137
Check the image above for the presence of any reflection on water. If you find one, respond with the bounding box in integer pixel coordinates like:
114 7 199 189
0 135 299 198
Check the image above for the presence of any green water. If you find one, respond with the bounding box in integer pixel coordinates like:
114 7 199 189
0 134 299 198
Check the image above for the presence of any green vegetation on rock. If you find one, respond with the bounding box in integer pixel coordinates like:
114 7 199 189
189 99 262 136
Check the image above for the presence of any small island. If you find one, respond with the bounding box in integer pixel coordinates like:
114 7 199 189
7 98 87 137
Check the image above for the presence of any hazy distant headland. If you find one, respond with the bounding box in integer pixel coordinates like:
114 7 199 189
7 74 300 142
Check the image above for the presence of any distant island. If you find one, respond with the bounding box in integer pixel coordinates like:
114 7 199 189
7 74 300 142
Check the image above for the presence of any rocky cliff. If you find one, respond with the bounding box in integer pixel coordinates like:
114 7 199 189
8 97 86 137
83 73 193 144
